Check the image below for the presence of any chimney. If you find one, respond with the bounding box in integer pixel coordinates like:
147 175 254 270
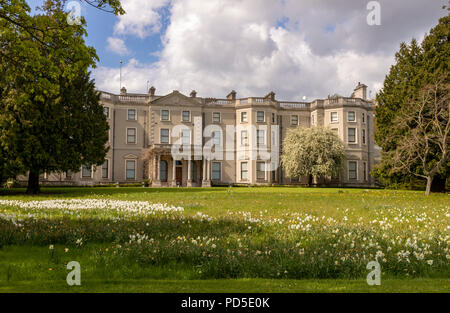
264 91 275 101
227 90 237 100
120 86 127 95
352 82 367 100
190 90 197 98
148 86 156 96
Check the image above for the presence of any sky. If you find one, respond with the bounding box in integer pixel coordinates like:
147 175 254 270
28 0 448 101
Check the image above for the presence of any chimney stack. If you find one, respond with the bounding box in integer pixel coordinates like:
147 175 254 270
352 82 367 100
227 90 237 100
264 91 275 101
190 90 197 98
120 86 127 95
148 86 156 96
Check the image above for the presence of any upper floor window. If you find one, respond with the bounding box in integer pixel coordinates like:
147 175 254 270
241 130 248 146
211 162 221 180
161 110 170 121
127 128 136 144
126 160 136 180
257 130 265 145
291 115 299 126
212 131 221 146
182 111 190 122
348 161 357 180
257 111 265 122
128 109 137 121
348 111 356 122
362 113 366 123
241 111 248 123
104 107 110 118
212 112 221 123
272 113 276 123
181 129 191 145
160 129 169 144
362 129 366 144
348 128 356 143
331 112 338 123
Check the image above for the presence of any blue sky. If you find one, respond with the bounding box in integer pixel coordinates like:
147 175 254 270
26 0 448 100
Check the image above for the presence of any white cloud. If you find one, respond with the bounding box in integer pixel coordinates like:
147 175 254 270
106 37 130 56
94 0 445 100
113 0 171 38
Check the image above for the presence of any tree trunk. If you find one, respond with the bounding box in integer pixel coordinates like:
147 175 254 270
308 175 313 186
425 176 433 196
430 174 447 193
26 169 40 194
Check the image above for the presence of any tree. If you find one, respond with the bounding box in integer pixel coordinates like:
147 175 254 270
374 14 449 190
0 1 115 193
281 127 345 184
389 78 449 196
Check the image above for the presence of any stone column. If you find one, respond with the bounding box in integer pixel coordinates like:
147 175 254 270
187 160 193 187
202 159 211 187
172 159 177 186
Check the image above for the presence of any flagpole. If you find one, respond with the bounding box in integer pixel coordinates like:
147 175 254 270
120 60 123 91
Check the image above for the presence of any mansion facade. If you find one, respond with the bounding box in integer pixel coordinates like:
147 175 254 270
25 82 378 187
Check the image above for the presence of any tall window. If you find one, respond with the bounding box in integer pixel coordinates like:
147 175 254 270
160 129 169 144
126 160 136 180
241 162 248 180
212 131 221 146
363 162 367 181
257 130 265 145
362 113 366 123
348 111 356 122
212 162 221 180
160 160 168 182
190 161 197 182
291 115 299 125
127 128 136 144
241 130 248 146
82 164 92 178
182 111 190 122
128 109 137 121
181 130 191 145
272 113 275 123
161 110 170 121
241 111 248 123
256 162 265 180
257 111 265 122
348 128 356 143
103 107 110 118
362 129 366 144
348 161 357 180
212 112 221 123
102 160 109 179
331 112 338 123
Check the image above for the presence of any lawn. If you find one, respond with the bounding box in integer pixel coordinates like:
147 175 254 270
0 186 448 293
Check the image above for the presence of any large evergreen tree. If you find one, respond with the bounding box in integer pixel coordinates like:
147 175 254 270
374 14 449 190
0 1 122 193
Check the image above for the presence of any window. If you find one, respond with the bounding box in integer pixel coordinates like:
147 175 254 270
160 129 169 144
212 112 221 123
256 162 265 180
128 109 137 121
291 115 299 126
182 111 190 122
212 162 221 180
161 110 170 121
241 162 248 180
348 161 357 180
160 160 168 182
190 161 197 182
362 113 366 123
212 131 221 146
181 130 191 145
126 160 136 180
348 111 356 122
65 171 72 179
241 130 248 146
241 111 248 123
362 129 366 144
104 107 110 118
272 113 275 123
331 112 338 123
82 164 92 178
257 111 265 122
348 128 356 143
363 162 367 181
257 130 265 145
102 160 109 179
127 128 136 144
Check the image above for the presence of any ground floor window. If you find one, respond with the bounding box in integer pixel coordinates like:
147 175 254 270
191 161 197 182
82 165 92 178
363 162 367 181
241 162 248 180
126 160 136 180
102 160 109 179
348 161 357 180
212 162 221 180
256 162 265 180
160 160 168 182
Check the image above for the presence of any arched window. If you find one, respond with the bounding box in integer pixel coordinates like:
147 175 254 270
160 160 168 182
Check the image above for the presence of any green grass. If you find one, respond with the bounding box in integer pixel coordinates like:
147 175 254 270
0 186 448 293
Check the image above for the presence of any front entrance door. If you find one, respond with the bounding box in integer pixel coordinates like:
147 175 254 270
176 167 182 186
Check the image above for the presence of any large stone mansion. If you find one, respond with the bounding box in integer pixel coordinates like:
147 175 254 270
27 82 378 187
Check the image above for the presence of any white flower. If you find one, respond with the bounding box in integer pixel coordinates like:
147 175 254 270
49 245 54 250
426 260 433 266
